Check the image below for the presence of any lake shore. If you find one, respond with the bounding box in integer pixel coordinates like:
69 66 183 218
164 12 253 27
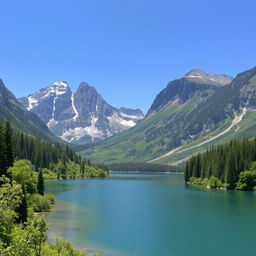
46 199 106 256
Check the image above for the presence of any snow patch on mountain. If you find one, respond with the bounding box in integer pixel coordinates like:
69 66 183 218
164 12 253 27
71 93 79 121
53 81 68 87
27 96 38 110
61 126 104 143
19 81 144 144
119 112 144 120
107 113 136 127
47 94 58 126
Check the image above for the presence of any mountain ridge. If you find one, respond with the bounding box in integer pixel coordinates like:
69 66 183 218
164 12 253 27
18 81 144 144
0 79 57 141
80 67 256 165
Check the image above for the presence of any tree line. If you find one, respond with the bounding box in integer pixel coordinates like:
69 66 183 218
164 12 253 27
0 121 14 177
108 162 183 172
185 138 256 190
13 131 86 170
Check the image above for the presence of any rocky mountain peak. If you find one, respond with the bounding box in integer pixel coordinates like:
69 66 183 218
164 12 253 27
0 79 18 103
185 69 233 86
18 81 144 144
78 82 90 88
119 107 144 118
52 80 68 87
77 82 98 94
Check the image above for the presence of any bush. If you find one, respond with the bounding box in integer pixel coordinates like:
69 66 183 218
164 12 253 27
189 176 227 189
47 239 87 256
29 193 54 212
236 170 256 191
84 166 108 178
41 168 57 180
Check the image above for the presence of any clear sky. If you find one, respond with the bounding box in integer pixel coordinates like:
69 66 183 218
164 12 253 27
0 0 255 113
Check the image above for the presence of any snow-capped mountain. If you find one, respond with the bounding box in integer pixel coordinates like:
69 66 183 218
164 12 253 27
18 81 144 144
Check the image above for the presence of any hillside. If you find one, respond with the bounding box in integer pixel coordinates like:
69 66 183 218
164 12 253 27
80 69 236 164
0 79 57 142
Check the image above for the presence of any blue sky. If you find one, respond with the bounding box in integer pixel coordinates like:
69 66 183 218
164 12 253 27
0 0 255 113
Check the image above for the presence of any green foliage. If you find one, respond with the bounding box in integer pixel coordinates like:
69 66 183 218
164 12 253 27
5 121 14 170
49 160 109 179
84 165 109 178
47 239 87 256
186 138 256 190
16 183 28 223
37 169 44 195
189 176 227 188
0 122 102 255
66 160 82 179
108 162 181 173
13 131 84 170
236 161 256 190
8 159 37 194
0 176 23 245
0 216 48 256
26 217 48 256
29 194 54 213
0 122 14 178
41 168 57 180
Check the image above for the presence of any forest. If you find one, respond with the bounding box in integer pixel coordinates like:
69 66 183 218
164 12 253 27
185 138 256 190
11 129 109 179
108 162 182 172
0 121 105 255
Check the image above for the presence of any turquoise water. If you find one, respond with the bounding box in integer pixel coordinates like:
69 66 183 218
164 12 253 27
46 173 256 256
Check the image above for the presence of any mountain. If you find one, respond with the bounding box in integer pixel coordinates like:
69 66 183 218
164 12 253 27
18 81 144 144
147 69 232 117
0 79 56 141
80 68 239 164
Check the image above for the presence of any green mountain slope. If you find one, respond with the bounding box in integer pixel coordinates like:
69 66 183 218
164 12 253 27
152 66 256 165
0 79 57 141
80 69 233 164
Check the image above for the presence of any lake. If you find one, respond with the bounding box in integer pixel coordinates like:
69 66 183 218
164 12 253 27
46 173 256 256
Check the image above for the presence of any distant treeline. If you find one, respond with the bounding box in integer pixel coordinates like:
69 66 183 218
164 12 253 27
13 131 86 170
108 162 182 173
0 121 109 180
185 138 256 190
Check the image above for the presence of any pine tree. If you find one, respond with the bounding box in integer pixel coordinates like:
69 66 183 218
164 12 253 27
4 121 14 169
224 150 237 189
16 183 28 223
37 169 44 195
0 124 7 176
184 161 189 182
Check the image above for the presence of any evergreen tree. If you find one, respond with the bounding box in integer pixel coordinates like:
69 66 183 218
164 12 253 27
184 161 189 182
16 183 28 223
0 124 7 177
4 121 14 169
185 137 256 189
37 169 44 195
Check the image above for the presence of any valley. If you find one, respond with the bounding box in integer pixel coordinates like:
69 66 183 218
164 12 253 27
1 2 255 256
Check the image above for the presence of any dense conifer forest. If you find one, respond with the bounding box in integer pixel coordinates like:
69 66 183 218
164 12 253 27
185 138 256 190
13 131 82 169
108 162 182 173
3 124 109 179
